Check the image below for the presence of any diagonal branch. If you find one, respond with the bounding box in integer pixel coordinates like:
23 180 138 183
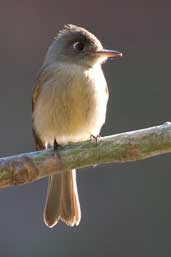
0 122 171 189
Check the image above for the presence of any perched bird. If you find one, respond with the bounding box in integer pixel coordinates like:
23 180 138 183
32 24 122 228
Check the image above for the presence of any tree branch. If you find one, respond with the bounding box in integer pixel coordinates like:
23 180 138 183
0 122 171 188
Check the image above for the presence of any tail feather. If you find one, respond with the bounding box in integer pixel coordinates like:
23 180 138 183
44 169 81 228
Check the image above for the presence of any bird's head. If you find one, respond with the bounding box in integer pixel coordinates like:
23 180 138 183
45 24 122 68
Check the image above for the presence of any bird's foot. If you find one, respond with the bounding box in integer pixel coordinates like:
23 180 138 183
53 139 64 170
90 134 101 146
53 139 62 162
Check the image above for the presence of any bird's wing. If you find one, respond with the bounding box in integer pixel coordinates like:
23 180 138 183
32 65 53 150
32 65 51 112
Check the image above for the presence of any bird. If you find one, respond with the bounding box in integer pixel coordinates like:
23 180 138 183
32 24 122 228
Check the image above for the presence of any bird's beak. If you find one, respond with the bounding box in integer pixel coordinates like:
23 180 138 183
95 49 123 58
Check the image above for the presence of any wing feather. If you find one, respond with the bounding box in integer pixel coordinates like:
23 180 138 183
32 65 53 150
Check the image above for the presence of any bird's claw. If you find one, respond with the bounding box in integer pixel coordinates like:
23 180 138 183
53 139 62 161
90 134 101 146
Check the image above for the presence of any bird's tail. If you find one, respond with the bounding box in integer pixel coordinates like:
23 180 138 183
44 169 81 228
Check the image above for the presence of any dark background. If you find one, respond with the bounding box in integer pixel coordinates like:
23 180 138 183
0 1 170 256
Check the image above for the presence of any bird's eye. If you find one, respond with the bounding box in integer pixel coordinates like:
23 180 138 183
73 42 85 51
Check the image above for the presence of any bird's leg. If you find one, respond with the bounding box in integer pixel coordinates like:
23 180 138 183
90 134 101 146
53 138 62 161
53 139 64 171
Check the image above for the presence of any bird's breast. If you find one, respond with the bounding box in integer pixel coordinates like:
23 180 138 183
33 64 108 145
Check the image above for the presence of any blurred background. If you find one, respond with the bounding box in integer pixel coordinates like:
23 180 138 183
0 1 170 256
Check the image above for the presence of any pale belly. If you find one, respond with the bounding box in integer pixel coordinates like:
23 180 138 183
33 65 108 146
